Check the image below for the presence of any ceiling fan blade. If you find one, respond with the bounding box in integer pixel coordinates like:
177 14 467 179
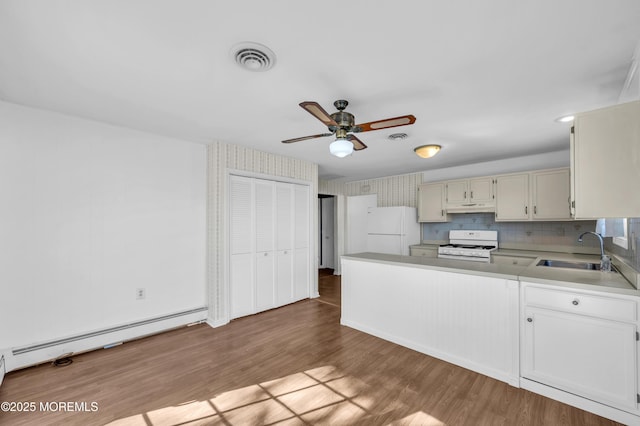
299 101 338 127
355 114 416 132
282 133 333 144
347 134 367 151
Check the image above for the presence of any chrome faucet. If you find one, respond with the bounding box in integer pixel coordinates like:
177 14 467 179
578 231 611 272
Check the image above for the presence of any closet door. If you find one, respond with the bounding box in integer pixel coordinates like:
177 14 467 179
229 176 254 319
229 176 311 319
276 183 294 305
255 180 275 311
293 185 310 300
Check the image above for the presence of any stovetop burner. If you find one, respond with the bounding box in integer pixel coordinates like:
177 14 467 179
439 244 496 250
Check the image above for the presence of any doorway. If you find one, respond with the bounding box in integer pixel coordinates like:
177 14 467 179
318 194 335 270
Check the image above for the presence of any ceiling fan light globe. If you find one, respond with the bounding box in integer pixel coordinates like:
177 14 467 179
330 139 354 158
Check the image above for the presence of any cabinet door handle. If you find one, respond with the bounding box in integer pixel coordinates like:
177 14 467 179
534 206 537 214
527 317 533 322
464 191 467 199
572 299 579 306
525 206 528 214
470 191 474 199
441 209 444 217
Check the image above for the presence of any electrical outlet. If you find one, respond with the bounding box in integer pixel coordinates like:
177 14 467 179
136 288 145 300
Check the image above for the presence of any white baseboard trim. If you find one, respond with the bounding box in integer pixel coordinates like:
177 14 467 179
206 318 229 328
6 307 208 372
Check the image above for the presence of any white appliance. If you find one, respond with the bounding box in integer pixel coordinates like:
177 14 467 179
346 194 378 254
366 206 420 255
437 230 498 263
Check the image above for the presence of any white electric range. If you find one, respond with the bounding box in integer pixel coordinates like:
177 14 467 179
437 230 498 263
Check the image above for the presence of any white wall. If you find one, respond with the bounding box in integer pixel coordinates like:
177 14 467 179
0 101 207 350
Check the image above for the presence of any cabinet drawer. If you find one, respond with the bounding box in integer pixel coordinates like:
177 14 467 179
524 285 637 322
410 247 437 257
491 255 534 266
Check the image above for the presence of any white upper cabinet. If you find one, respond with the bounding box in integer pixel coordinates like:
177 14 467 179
417 183 450 222
531 168 572 220
469 177 494 203
445 180 468 205
495 173 530 221
420 168 573 222
572 100 640 218
494 168 571 222
445 176 494 212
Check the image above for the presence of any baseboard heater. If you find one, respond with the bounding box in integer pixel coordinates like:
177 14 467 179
7 306 208 372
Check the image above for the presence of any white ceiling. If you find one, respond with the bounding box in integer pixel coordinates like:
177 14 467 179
1 1 639 181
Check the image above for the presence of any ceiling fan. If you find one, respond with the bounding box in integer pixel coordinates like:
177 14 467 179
282 100 416 157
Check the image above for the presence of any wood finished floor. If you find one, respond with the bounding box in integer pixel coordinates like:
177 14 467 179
0 272 622 426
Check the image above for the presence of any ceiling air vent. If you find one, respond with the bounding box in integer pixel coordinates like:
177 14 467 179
388 133 408 141
231 42 276 72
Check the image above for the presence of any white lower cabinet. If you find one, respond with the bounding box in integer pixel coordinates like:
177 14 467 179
341 258 520 385
341 257 640 425
521 282 639 420
491 254 535 266
410 246 438 257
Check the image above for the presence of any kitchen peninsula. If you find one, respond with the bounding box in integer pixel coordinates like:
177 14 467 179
340 252 640 425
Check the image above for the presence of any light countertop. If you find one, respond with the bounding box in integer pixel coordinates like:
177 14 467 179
342 251 639 296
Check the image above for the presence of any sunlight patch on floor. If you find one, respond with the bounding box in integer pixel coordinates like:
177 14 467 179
387 411 446 425
107 365 444 425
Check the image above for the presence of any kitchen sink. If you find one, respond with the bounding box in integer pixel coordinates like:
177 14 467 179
536 259 618 273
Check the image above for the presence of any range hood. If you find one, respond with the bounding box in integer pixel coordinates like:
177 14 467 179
446 202 495 213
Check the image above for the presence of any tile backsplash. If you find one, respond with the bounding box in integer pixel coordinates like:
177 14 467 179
422 213 599 253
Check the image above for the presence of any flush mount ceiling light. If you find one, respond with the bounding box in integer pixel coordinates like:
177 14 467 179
329 138 354 158
414 144 441 158
230 42 276 72
555 115 575 123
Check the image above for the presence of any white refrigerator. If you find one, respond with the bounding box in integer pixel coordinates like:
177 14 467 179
366 206 420 255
